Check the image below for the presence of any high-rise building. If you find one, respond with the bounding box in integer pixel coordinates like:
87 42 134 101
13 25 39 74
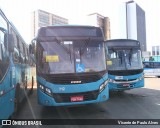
87 13 111 40
31 9 68 39
120 1 146 51
152 46 160 56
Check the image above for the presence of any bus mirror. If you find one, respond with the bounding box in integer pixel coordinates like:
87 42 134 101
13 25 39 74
30 38 36 54
29 43 36 63
8 34 14 53
29 43 35 54
29 44 33 54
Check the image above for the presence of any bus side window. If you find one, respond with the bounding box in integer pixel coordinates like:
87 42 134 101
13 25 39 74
0 39 2 61
10 29 20 63
150 62 154 68
23 44 26 64
0 31 4 79
26 48 29 64
0 31 9 80
18 40 24 63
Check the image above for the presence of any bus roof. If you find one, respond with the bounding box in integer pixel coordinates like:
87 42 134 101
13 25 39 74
105 39 140 48
36 25 104 41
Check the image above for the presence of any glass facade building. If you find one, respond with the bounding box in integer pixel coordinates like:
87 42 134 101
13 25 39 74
31 9 68 39
87 13 111 40
152 46 160 56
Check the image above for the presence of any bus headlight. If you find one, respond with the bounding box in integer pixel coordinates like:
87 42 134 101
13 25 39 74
104 80 108 85
45 87 52 96
108 78 114 83
138 76 144 81
39 84 52 96
39 84 44 91
99 80 108 92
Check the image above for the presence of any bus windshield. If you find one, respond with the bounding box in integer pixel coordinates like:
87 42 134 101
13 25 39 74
37 40 106 74
107 48 143 70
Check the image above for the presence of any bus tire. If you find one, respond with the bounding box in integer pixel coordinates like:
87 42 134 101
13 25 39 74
158 76 160 78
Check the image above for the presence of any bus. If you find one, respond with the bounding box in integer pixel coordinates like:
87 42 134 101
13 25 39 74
143 61 160 78
33 25 109 106
152 56 160 62
105 39 144 91
0 9 35 119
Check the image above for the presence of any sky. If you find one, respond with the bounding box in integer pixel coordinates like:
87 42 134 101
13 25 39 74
0 0 160 51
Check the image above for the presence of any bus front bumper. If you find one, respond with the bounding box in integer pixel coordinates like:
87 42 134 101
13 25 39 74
37 86 109 106
108 79 144 91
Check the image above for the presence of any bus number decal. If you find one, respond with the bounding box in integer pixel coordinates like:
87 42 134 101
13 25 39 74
59 87 65 91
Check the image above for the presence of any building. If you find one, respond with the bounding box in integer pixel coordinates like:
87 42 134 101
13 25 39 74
152 46 160 56
31 9 68 39
87 13 111 40
151 45 160 61
142 46 160 61
119 1 146 51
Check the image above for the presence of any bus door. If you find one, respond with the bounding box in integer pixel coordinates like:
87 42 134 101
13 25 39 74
18 41 27 100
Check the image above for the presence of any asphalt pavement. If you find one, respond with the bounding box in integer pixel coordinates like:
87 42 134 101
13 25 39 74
2 77 160 128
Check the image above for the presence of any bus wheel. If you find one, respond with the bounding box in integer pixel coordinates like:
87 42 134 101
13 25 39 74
158 76 160 78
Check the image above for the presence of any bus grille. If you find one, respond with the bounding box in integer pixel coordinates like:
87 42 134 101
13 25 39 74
117 84 134 88
52 90 99 103
42 71 107 84
114 79 137 82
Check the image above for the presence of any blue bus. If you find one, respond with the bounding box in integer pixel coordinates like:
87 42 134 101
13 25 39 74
0 9 35 119
105 39 144 91
143 61 160 78
33 25 109 106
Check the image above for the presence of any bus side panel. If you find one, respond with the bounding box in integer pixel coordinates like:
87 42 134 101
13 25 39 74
0 89 15 119
0 68 15 119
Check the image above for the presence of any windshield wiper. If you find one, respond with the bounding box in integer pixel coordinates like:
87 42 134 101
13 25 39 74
79 38 90 57
55 38 73 63
117 50 123 65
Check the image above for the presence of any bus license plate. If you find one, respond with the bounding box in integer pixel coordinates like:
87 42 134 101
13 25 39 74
123 84 130 87
71 96 84 102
